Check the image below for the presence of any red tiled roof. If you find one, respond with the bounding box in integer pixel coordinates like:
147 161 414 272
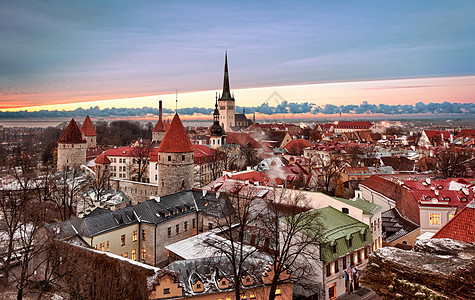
432 201 475 243
423 130 452 140
192 144 225 164
456 129 475 138
94 154 111 164
104 146 158 158
58 119 86 144
80 115 97 136
334 121 372 129
284 139 312 152
152 120 166 132
157 114 194 153
226 132 262 149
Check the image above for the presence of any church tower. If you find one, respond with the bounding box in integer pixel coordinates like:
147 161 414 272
80 115 97 148
209 94 226 149
218 52 235 132
57 119 87 171
157 113 194 196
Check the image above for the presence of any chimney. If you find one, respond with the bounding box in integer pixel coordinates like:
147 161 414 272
159 100 163 122
426 178 431 185
434 189 439 196
202 189 207 197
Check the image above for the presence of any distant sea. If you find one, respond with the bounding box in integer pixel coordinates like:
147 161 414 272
0 113 473 128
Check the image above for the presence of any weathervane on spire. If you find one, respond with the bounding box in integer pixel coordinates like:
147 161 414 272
175 90 178 113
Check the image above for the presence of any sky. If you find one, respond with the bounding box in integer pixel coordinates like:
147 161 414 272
1 0 475 113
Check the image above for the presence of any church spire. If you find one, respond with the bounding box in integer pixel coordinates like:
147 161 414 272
221 51 233 100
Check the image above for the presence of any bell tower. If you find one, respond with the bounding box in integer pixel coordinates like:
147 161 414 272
218 51 235 132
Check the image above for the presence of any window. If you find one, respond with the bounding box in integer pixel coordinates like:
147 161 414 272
121 235 125 246
343 256 347 269
332 244 337 254
184 221 188 231
348 236 353 248
100 243 104 251
133 231 137 242
176 224 180 235
132 249 136 260
221 280 227 286
275 289 281 295
141 248 146 260
429 213 441 225
250 295 256 299
342 207 349 214
334 260 339 273
326 264 331 277
123 252 128 259
196 283 201 289
182 154 185 161
362 232 367 242
329 284 336 299
163 288 170 294
449 213 455 220
168 155 171 161
192 218 196 229
167 227 171 238
106 241 110 252
208 222 213 230
142 230 146 240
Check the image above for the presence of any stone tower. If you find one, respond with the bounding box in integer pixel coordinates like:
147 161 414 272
152 100 166 143
94 153 111 189
80 115 97 148
57 119 87 171
218 51 235 132
157 113 194 196
209 94 226 149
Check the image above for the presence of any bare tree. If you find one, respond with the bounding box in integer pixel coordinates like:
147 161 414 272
0 156 37 286
131 140 152 182
321 156 344 195
436 147 471 178
259 189 324 300
49 168 87 221
202 186 259 300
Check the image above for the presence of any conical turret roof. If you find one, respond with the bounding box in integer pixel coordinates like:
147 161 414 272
219 51 234 101
95 153 111 164
157 114 194 153
80 115 97 136
58 119 86 144
152 120 166 132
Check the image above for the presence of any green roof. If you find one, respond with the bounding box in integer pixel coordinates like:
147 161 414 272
297 206 373 263
332 197 382 215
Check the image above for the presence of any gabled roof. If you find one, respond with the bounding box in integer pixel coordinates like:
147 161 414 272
157 114 194 153
58 119 86 144
283 139 312 152
334 121 372 129
382 208 420 243
226 132 262 148
456 129 475 138
432 201 475 243
80 115 97 136
94 154 111 164
297 206 372 262
423 130 452 140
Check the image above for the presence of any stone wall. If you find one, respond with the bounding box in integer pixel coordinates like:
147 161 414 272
157 152 194 197
114 179 158 205
57 142 86 171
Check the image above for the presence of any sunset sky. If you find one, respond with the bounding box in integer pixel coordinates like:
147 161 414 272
1 1 475 112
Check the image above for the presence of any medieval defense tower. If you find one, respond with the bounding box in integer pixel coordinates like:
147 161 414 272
57 119 87 171
80 115 97 148
157 113 194 196
152 100 166 143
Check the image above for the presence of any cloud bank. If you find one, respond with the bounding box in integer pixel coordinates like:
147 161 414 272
0 101 473 119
